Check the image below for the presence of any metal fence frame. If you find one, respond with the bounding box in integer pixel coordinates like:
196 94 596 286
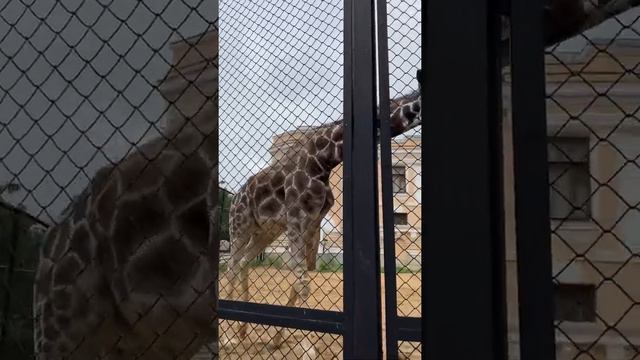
217 0 423 358
9 0 630 358
422 0 508 359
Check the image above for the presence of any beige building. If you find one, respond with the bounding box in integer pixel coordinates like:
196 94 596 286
503 38 640 359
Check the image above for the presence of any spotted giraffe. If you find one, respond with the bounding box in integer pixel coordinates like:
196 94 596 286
222 70 423 351
32 97 220 360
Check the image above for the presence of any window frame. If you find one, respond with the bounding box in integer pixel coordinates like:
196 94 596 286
547 137 592 222
391 165 407 194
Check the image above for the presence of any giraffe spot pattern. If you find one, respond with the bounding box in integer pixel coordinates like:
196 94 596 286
270 171 285 188
122 155 166 193
253 183 271 205
111 192 169 263
43 324 59 341
55 314 71 330
174 196 209 250
69 222 92 262
51 221 71 261
309 180 325 196
331 126 343 141
299 191 321 214
259 197 282 217
53 253 83 286
94 178 119 234
293 171 309 191
126 234 199 295
306 157 324 178
288 206 302 219
315 135 329 150
51 287 72 311
35 260 54 296
285 187 299 202
164 153 210 209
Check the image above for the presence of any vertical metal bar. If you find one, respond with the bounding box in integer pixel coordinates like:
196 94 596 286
489 8 509 360
509 0 556 359
0 208 18 348
343 0 382 358
422 0 505 359
375 0 399 358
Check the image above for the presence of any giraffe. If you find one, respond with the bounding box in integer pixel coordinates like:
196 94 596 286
221 70 423 351
32 94 220 359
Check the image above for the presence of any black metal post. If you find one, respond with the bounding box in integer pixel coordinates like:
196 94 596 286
343 0 382 358
509 0 556 359
375 0 399 357
0 208 18 348
422 1 506 359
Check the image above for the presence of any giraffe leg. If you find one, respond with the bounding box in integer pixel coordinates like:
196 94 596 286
271 223 316 357
235 237 270 338
220 233 250 348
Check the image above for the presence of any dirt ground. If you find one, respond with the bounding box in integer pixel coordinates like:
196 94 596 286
218 267 422 359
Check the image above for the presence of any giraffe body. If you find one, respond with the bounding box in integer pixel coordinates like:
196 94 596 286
33 102 219 360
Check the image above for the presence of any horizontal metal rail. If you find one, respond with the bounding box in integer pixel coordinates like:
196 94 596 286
397 316 421 342
217 300 344 334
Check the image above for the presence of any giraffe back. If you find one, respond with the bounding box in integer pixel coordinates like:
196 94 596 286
33 125 219 359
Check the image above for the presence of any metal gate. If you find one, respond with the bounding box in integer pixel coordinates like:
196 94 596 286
3 0 639 359
216 0 423 358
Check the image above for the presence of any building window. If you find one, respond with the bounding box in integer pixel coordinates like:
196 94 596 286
392 165 407 193
554 283 596 322
548 137 591 221
394 212 408 226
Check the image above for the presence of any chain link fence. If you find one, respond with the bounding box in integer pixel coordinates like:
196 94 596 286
546 6 640 359
504 3 640 360
218 0 421 359
218 1 345 358
385 1 421 359
1 0 219 358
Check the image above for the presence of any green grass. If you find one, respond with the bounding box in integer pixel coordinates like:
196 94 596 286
219 254 420 274
316 257 344 273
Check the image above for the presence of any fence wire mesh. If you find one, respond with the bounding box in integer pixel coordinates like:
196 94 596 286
218 0 421 359
385 1 421 359
505 3 640 360
1 0 218 359
546 6 640 360
218 0 345 357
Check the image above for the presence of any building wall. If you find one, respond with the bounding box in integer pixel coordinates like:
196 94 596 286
503 39 640 359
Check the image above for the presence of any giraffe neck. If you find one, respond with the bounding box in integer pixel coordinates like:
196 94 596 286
387 93 421 137
305 94 422 174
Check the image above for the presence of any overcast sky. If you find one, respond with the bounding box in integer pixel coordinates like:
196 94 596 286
1 0 639 223
218 0 422 194
0 0 217 221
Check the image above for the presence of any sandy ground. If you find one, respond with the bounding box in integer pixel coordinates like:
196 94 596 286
217 267 422 359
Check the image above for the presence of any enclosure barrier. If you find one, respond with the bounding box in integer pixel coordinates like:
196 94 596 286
2 0 640 359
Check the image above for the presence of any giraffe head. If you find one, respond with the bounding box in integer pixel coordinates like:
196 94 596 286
387 71 422 137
